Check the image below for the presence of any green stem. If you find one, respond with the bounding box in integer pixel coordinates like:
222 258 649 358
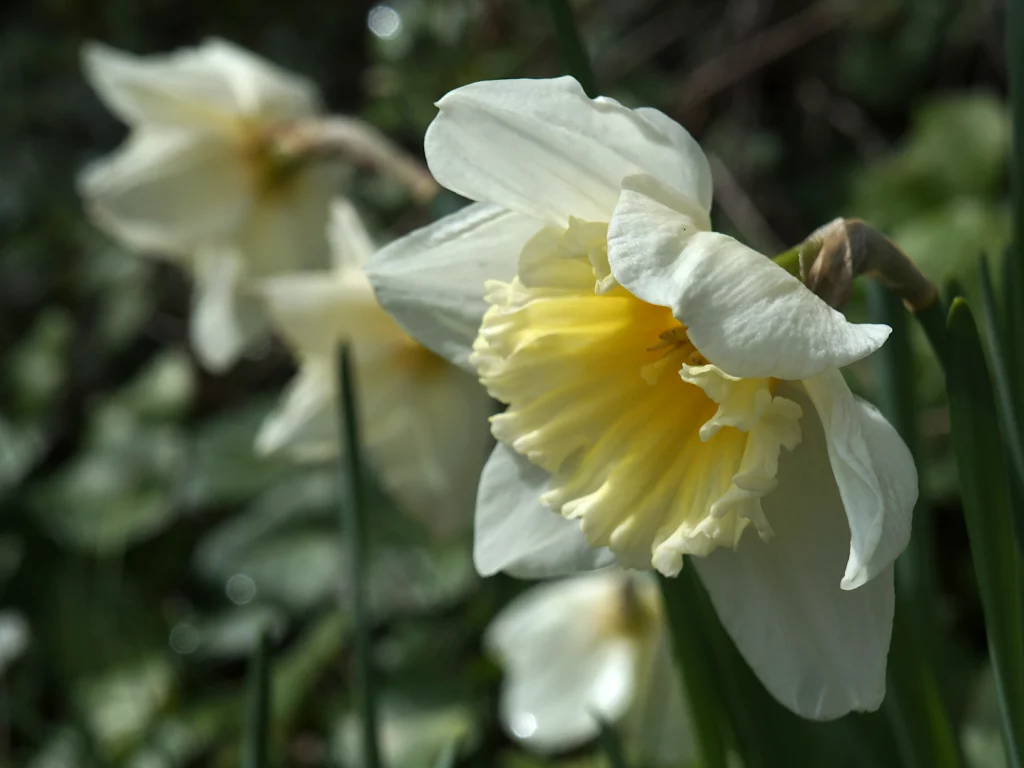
946 300 1024 768
337 345 382 768
657 571 730 768
913 299 948 372
544 0 598 97
242 631 272 768
867 284 963 768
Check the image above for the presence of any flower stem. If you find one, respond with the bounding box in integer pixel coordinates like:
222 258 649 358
657 571 730 768
544 0 598 97
242 630 272 768
337 345 382 768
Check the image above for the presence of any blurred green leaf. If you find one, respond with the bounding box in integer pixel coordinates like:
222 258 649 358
181 398 295 510
76 655 175 758
946 299 1024 767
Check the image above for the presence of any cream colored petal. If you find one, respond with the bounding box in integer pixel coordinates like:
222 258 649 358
82 42 242 130
196 38 319 121
357 356 493 539
802 371 917 589
620 620 694 767
190 246 267 372
79 130 250 255
365 203 542 372
425 77 712 227
329 198 377 271
82 40 317 130
237 165 338 277
608 174 891 380
258 269 380 357
475 444 615 578
255 363 336 460
485 572 639 752
693 383 894 720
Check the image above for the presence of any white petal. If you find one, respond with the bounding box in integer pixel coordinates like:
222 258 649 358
190 246 266 372
486 572 638 752
620 622 693 768
359 359 493 539
196 38 319 121
82 40 316 130
365 203 542 372
425 77 712 227
255 364 336 460
258 270 379 357
693 383 894 720
802 371 917 589
608 174 891 380
329 198 377 271
475 443 615 578
79 130 250 255
237 166 337 277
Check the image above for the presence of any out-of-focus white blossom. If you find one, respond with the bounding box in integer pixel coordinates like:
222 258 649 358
79 39 435 372
486 570 691 765
255 200 492 538
79 39 337 371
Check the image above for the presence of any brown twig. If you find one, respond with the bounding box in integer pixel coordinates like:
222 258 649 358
708 154 785 255
678 0 849 110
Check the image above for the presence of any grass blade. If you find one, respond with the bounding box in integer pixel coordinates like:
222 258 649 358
978 258 1024 525
544 0 598 97
946 299 1024 768
1008 0 1024 321
867 284 964 768
242 630 272 768
657 571 731 768
337 345 382 768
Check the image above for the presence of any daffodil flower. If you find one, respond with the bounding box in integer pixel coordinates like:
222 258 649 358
79 39 435 372
78 39 337 371
255 200 493 538
366 77 918 718
487 570 690 765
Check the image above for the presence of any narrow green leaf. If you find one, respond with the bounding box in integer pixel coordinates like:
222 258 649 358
1003 251 1024 459
946 299 1024 767
337 345 382 768
593 715 630 768
1007 0 1024 312
242 630 271 768
977 257 1024 538
657 571 731 768
867 284 964 768
544 0 597 97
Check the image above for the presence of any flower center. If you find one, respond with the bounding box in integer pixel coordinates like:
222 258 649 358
243 124 308 197
471 218 803 576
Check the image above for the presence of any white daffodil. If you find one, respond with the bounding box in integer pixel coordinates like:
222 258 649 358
79 39 336 371
366 77 918 719
487 570 690 765
79 39 435 372
255 200 493 538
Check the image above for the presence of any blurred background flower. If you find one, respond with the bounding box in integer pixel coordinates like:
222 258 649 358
256 198 493 539
486 570 692 766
